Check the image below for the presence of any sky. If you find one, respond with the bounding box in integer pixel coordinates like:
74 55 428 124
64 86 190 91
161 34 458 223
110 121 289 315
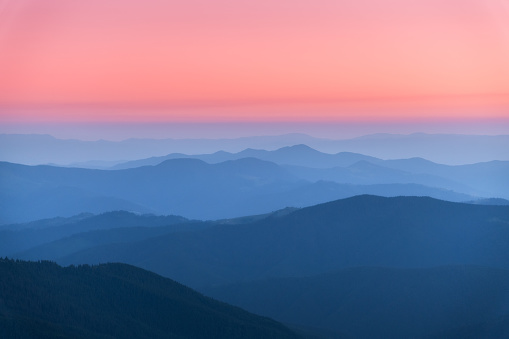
0 0 508 138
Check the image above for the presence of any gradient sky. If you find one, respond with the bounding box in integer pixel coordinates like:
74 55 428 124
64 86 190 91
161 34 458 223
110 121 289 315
0 0 509 125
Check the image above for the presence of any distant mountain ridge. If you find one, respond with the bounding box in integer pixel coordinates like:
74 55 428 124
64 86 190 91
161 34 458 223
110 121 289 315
113 144 509 199
2 133 508 166
1 158 488 224
111 144 381 169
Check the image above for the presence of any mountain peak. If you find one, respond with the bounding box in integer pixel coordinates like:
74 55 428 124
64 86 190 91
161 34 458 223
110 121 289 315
276 144 319 154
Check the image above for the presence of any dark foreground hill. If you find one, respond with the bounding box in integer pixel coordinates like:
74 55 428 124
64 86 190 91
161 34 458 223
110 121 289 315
206 266 509 339
53 196 509 289
0 259 301 339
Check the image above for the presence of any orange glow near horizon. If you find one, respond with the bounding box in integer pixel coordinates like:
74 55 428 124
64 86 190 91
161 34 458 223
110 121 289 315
0 0 508 123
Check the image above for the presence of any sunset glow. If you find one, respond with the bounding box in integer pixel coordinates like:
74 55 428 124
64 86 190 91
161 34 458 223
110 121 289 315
1 0 508 123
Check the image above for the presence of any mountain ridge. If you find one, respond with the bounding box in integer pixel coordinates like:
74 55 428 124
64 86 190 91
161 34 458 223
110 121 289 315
2 158 489 224
0 259 302 339
45 195 509 289
2 133 508 165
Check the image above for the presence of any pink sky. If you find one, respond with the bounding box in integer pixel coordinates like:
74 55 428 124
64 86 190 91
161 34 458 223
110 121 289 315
0 0 508 123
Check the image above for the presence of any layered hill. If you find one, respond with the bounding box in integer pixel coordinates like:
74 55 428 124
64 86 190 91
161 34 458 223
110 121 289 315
0 259 301 339
112 144 509 199
30 196 509 289
0 158 481 224
111 144 379 169
5 196 509 338
2 133 508 166
0 211 198 258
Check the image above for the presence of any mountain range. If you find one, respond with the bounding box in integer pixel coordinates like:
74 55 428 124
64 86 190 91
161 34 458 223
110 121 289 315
0 259 301 339
0 211 198 258
11 196 508 288
2 133 508 166
2 133 509 338
110 144 380 169
3 152 504 224
7 195 509 338
112 144 509 198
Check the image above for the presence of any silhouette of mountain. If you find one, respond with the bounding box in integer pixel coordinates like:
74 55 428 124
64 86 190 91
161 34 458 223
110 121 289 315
47 196 509 289
0 211 193 257
205 266 509 339
239 181 474 216
0 259 301 339
0 133 321 166
3 133 508 166
1 159 482 224
12 207 304 262
283 161 474 194
0 181 154 225
0 158 299 223
9 187 475 261
326 133 509 164
110 145 508 199
377 158 509 199
111 144 379 170
15 209 302 263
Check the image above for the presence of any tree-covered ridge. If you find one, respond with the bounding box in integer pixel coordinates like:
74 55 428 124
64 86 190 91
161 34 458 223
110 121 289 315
0 259 301 339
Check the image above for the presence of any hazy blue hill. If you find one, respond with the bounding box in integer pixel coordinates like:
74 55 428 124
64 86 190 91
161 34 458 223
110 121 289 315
3 133 508 166
13 220 215 262
10 186 476 261
378 158 509 198
109 144 508 199
0 213 94 231
0 167 153 224
233 145 381 168
0 211 192 257
111 152 199 169
112 144 382 170
0 259 301 339
324 133 509 164
0 158 302 222
245 181 475 214
284 160 474 193
349 159 416 174
0 133 322 166
55 196 509 289
205 266 509 339
381 156 446 173
3 158 487 224
12 210 189 232
15 209 303 262
443 160 509 199
13 208 300 263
